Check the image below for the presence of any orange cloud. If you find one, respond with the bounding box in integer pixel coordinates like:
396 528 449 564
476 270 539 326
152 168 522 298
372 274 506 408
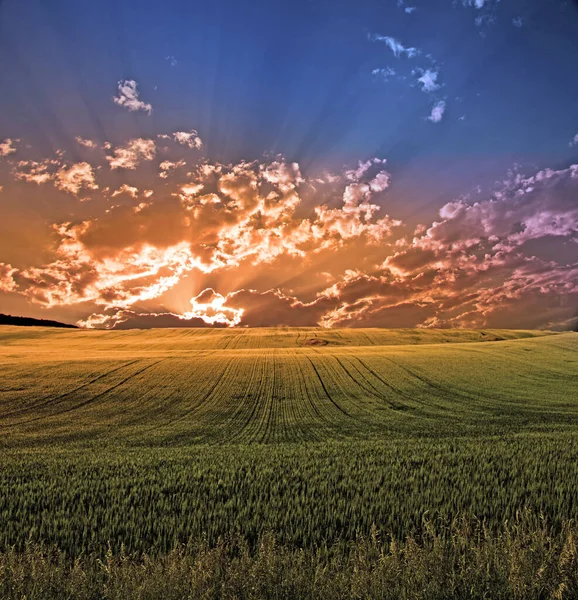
0 138 18 157
13 159 98 197
2 136 578 331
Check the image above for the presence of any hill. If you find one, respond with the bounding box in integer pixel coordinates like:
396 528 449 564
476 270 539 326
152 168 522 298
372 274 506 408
0 313 78 329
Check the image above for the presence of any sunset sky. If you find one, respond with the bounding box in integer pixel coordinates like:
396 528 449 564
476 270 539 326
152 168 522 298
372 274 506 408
1 0 577 329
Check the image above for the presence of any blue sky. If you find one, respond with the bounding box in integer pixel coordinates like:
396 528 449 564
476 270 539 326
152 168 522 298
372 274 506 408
0 0 577 329
2 0 577 169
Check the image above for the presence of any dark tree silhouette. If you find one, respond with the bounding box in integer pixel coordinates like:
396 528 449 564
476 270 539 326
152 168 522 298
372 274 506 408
0 314 78 329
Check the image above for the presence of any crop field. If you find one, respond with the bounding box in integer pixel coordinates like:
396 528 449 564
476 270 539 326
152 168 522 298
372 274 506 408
0 326 572 447
1 326 578 598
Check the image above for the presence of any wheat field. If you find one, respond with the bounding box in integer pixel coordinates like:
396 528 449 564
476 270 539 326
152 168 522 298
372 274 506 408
1 326 578 598
0 326 573 446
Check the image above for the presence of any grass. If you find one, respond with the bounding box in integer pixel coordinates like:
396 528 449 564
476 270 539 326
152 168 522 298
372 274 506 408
2 514 578 599
0 326 577 597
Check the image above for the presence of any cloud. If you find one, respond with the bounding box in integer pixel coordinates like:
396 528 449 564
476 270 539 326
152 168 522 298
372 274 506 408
371 163 578 328
372 67 396 81
512 17 523 28
345 158 387 181
75 137 97 149
2 231 204 310
219 162 578 330
0 264 18 293
97 287 334 329
192 288 335 328
53 162 98 196
370 35 419 58
111 184 139 198
159 159 186 178
165 55 177 67
181 288 244 326
14 159 58 184
172 130 203 149
397 0 417 14
371 38 443 116
570 134 578 148
4 143 578 332
113 79 152 114
14 159 98 197
458 0 500 29
0 138 18 157
417 69 440 93
88 289 244 329
2 154 401 327
106 138 156 169
369 171 391 193
428 100 446 123
133 201 151 213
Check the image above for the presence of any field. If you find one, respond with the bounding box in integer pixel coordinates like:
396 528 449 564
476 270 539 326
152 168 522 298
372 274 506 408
1 326 578 598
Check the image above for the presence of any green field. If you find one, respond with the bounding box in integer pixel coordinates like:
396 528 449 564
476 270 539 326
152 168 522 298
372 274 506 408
1 326 578 598
0 326 573 446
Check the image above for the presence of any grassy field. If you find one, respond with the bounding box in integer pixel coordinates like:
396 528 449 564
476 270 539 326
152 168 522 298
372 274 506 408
1 326 577 598
0 326 571 446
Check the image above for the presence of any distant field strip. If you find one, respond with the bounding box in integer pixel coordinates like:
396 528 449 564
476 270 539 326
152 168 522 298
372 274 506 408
0 327 576 446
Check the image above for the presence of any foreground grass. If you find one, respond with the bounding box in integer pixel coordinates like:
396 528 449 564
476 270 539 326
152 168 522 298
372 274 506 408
2 514 577 599
2 436 578 555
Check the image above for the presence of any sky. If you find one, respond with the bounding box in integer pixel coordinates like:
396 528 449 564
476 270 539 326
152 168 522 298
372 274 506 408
0 0 577 330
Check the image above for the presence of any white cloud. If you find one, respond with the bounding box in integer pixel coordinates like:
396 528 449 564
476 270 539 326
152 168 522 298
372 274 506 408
172 130 203 149
512 17 523 28
113 80 152 114
372 67 396 81
428 100 446 123
106 138 156 170
75 137 97 149
0 138 17 157
417 69 440 93
181 289 244 327
397 0 416 12
569 134 578 148
370 35 419 58
345 158 387 182
369 171 391 193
